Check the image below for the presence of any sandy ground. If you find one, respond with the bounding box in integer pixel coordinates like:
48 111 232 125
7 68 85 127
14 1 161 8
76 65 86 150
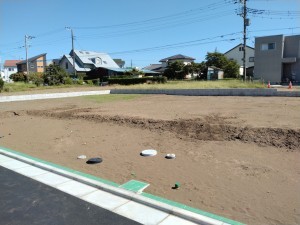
0 94 299 225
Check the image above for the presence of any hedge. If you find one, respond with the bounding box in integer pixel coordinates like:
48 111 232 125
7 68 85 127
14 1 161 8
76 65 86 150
108 76 167 85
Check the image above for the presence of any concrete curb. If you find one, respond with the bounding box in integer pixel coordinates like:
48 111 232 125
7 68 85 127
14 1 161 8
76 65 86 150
110 88 300 97
0 147 244 225
0 90 110 102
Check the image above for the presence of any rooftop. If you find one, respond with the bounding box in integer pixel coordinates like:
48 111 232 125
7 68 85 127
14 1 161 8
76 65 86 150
4 60 22 67
159 54 195 62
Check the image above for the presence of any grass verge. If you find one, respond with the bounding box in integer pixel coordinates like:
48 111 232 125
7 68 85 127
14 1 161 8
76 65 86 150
82 94 141 103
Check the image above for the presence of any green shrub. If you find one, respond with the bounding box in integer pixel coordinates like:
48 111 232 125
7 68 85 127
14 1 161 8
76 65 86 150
64 77 73 85
10 72 27 82
4 86 11 92
86 80 94 85
0 78 4 92
76 79 84 85
29 72 44 86
108 76 167 85
44 64 69 86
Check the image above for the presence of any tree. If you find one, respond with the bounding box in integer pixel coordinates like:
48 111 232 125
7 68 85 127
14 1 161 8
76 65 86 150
43 64 69 85
124 68 144 76
205 52 239 78
205 52 228 69
9 72 27 82
163 61 185 80
29 72 44 86
224 60 240 79
0 78 4 93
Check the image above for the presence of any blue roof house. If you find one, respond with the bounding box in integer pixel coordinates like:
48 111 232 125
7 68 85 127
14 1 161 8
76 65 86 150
59 50 120 74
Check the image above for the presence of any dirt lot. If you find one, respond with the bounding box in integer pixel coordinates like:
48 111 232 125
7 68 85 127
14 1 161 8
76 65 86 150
0 94 299 225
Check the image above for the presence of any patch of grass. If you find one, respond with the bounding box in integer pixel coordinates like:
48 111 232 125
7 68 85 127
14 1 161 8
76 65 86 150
114 80 265 89
3 82 94 93
82 94 141 103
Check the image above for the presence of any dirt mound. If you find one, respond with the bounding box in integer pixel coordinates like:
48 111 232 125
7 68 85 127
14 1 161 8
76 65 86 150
26 108 300 150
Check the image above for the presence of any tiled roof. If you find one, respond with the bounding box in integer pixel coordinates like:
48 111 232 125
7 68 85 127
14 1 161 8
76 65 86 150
159 54 195 62
4 60 22 67
143 64 163 71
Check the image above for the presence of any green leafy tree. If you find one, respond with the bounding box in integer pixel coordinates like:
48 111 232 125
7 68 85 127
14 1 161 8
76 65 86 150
43 64 69 85
29 72 44 86
9 72 27 82
224 60 240 78
0 78 4 92
124 68 144 76
163 61 185 80
205 52 239 78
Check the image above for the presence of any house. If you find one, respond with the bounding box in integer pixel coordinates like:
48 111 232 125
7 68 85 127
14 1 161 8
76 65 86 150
113 59 125 68
59 50 120 75
60 50 158 79
143 64 165 73
159 54 195 68
2 60 21 82
143 54 196 78
254 34 300 84
224 44 254 76
16 53 47 74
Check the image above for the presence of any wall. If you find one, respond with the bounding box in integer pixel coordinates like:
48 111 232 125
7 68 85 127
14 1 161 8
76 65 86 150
254 35 284 83
3 66 17 82
225 44 255 69
283 35 300 82
60 57 74 74
36 56 46 73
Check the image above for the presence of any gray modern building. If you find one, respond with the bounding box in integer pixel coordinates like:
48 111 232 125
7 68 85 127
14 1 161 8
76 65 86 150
254 34 300 84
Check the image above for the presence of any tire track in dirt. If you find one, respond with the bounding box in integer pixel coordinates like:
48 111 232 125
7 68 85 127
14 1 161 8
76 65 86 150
26 108 300 150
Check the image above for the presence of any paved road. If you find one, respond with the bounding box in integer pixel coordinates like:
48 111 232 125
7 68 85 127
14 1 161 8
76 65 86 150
0 166 141 225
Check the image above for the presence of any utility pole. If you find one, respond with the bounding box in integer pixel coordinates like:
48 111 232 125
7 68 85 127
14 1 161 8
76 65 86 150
65 27 76 77
25 35 35 77
241 0 249 81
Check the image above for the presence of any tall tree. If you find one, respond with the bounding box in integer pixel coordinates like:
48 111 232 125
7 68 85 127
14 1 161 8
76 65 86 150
43 64 69 85
205 52 239 78
163 61 185 80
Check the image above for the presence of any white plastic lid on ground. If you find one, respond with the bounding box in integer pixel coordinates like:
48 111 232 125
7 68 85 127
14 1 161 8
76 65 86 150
141 149 157 156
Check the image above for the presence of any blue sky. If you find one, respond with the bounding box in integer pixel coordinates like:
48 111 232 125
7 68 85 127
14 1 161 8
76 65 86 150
0 0 299 68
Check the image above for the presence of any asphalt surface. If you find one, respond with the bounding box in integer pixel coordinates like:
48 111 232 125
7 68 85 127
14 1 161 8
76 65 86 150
0 166 141 225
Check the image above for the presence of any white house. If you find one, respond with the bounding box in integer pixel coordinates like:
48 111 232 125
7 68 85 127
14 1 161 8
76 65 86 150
224 44 254 76
144 54 196 78
2 60 21 82
159 54 195 68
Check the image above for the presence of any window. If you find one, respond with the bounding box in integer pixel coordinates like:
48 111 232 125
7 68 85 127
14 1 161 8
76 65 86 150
239 46 244 51
65 62 68 69
261 43 276 51
8 68 12 71
95 57 102 64
249 57 254 62
30 65 34 69
103 61 107 64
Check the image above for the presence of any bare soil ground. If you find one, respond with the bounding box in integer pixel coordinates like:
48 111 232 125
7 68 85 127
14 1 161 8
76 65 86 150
0 94 299 225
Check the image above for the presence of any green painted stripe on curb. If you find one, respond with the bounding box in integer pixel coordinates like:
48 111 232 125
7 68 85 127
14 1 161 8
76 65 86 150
0 146 245 225
120 180 149 193
141 193 245 225
0 146 119 187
